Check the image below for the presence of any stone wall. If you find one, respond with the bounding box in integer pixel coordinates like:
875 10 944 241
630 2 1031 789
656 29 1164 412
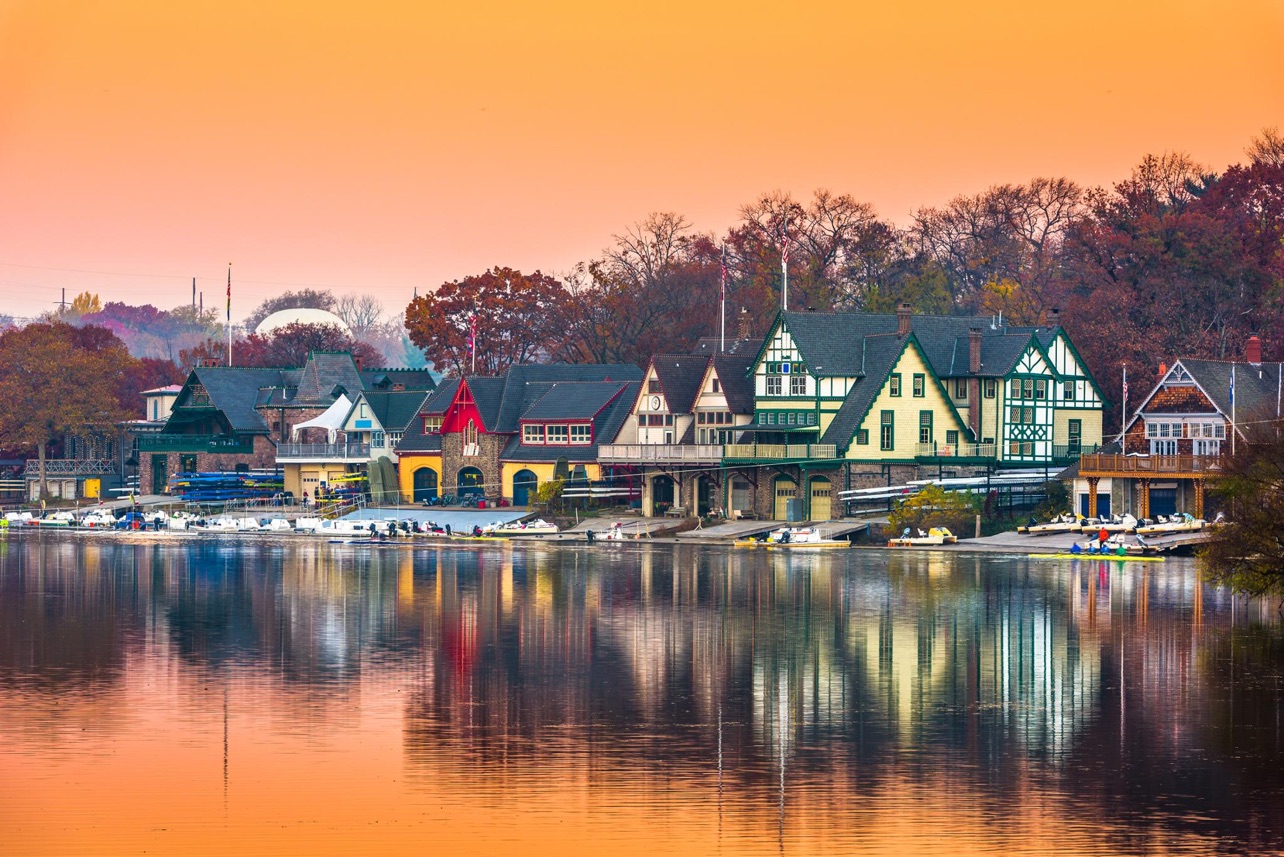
440 431 508 500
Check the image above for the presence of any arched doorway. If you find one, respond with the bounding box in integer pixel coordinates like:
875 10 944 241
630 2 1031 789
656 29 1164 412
695 474 716 517
457 466 484 501
512 469 538 507
773 475 798 521
412 467 438 503
651 474 676 515
809 476 832 521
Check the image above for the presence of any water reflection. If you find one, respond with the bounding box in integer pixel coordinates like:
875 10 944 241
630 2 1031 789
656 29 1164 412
0 532 1280 855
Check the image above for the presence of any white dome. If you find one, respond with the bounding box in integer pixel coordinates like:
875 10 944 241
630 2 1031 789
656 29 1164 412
254 307 352 335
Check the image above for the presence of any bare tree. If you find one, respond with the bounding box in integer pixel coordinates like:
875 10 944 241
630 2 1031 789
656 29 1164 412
334 294 387 338
1246 126 1284 168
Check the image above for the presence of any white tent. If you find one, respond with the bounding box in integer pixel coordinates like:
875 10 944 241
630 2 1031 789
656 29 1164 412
290 394 353 443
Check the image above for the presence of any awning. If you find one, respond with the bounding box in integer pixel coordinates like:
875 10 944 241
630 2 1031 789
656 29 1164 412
290 394 353 443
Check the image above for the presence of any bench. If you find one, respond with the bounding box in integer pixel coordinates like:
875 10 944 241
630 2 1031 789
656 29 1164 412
664 506 687 518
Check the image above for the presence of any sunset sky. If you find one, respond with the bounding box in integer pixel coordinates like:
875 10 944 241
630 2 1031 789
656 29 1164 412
0 0 1280 323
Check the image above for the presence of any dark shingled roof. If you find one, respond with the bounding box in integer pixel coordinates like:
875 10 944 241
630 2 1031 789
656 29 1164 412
650 355 709 415
177 367 284 434
395 429 442 453
293 352 364 405
363 390 431 434
819 334 907 449
713 350 757 414
522 382 629 421
360 368 438 392
1181 359 1284 423
419 378 460 416
500 381 640 462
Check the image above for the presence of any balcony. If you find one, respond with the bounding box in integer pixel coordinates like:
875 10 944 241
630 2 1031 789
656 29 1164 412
1078 453 1219 478
915 442 997 461
276 442 370 462
137 434 254 454
597 444 724 464
723 442 837 463
1052 443 1099 464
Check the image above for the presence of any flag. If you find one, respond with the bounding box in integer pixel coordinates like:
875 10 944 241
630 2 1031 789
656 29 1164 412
1229 365 1234 407
720 244 727 302
781 228 790 266
1122 367 1128 406
468 311 477 355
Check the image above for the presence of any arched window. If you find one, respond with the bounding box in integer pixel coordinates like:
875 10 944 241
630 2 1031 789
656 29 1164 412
464 420 478 449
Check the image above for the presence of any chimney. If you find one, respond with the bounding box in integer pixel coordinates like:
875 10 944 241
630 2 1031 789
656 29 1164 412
967 328 983 440
1158 362 1167 383
393 383 405 392
737 308 751 340
1046 307 1060 328
896 303 912 337
354 355 364 372
1246 335 1262 366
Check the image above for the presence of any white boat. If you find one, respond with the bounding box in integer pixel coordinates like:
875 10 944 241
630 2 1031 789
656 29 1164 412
489 518 560 535
733 526 850 548
1018 513 1083 535
888 527 958 547
79 509 118 528
1135 513 1204 535
1078 513 1139 534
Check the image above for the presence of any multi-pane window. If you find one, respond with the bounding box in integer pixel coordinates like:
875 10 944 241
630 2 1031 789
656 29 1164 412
463 420 478 447
648 379 660 394
954 379 967 399
984 379 996 398
912 374 925 397
371 431 385 448
524 424 545 444
880 411 894 450
423 416 443 433
946 430 958 446
766 376 783 396
856 429 869 445
889 374 902 397
546 425 569 443
712 378 721 392
919 411 933 444
1063 380 1074 401
790 374 807 396
570 424 591 444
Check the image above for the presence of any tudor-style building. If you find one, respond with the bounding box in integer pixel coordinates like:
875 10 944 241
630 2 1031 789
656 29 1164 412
1074 335 1282 520
598 339 758 517
395 364 641 505
733 306 1104 520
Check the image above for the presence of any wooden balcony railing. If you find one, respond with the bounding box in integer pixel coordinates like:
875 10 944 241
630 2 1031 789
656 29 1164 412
276 442 370 461
723 443 837 461
596 444 723 463
1078 453 1219 475
914 442 997 459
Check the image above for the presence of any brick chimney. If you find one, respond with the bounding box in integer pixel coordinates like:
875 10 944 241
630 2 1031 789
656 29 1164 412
1246 334 1262 365
1158 362 1167 383
967 328 983 440
354 355 364 372
737 308 751 340
393 383 405 392
1046 307 1060 328
897 303 912 337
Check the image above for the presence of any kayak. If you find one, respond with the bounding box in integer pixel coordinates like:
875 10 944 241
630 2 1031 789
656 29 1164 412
1029 553 1165 562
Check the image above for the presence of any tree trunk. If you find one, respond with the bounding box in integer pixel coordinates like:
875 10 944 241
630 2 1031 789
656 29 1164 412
37 440 47 501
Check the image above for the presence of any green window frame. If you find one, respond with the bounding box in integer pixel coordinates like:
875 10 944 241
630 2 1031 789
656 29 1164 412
1063 380 1074 401
918 410 933 444
984 379 996 399
954 378 967 399
880 410 894 451
913 374 925 397
856 429 869 445
946 430 959 446
889 374 902 397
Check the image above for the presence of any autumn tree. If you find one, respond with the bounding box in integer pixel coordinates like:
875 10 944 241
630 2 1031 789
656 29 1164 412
0 322 135 498
405 267 573 375
234 322 385 368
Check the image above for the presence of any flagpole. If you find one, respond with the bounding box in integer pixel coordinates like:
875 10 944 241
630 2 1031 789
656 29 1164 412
719 243 727 352
781 227 789 312
1231 363 1236 456
226 263 233 367
1120 365 1127 447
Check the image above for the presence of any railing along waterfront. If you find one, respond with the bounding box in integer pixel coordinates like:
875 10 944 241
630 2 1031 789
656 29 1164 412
596 444 723 463
23 458 116 475
1078 453 1219 475
276 442 371 461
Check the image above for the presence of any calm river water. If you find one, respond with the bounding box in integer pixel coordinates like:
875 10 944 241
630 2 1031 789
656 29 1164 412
0 532 1281 856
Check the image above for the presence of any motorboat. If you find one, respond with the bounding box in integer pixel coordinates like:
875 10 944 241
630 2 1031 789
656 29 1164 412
486 518 560 535
734 526 850 548
887 527 958 547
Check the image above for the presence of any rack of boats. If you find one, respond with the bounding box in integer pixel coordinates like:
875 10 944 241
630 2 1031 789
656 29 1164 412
1 508 560 540
1017 511 1215 536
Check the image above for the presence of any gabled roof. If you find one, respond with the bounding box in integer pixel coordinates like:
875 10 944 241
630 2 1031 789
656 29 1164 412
712 350 757 414
469 364 644 433
293 352 364 405
419 378 460 416
818 334 906 448
173 367 283 434
362 390 432 433
650 355 709 414
1180 359 1284 422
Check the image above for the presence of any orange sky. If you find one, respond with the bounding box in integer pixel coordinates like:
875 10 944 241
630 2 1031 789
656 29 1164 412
0 0 1280 323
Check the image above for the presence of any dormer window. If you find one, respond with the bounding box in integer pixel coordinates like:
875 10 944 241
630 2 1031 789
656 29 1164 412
524 424 545 444
423 415 442 434
648 379 660 394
